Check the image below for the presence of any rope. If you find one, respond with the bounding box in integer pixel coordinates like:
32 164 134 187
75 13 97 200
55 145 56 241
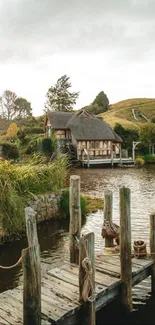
0 256 22 269
82 256 96 302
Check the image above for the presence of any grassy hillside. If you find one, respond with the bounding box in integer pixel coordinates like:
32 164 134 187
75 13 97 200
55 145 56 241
100 98 155 129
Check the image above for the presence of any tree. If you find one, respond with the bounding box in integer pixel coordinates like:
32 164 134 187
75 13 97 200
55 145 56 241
6 122 19 138
139 123 155 149
14 97 32 118
86 91 109 115
114 123 139 152
0 90 17 120
45 75 79 112
93 91 109 112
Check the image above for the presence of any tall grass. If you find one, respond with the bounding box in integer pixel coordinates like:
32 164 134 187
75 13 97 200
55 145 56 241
0 154 69 238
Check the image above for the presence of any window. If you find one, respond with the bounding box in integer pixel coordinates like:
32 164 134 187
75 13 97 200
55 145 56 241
90 141 95 149
95 141 99 149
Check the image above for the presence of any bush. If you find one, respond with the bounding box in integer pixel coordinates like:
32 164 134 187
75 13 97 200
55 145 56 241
1 142 19 160
17 129 27 141
135 157 145 166
25 138 42 154
42 138 53 155
59 189 87 219
23 126 44 134
142 154 155 163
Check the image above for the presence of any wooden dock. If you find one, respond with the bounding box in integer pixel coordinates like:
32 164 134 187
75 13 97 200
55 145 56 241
80 158 134 167
0 175 155 325
0 254 153 325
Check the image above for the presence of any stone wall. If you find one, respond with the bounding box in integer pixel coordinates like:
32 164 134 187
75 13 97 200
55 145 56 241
27 193 61 222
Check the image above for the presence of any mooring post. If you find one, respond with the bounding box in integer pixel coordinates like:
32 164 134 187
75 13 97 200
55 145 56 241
22 207 41 325
79 232 95 325
150 212 155 293
69 175 81 264
104 190 113 247
22 245 41 325
119 187 132 312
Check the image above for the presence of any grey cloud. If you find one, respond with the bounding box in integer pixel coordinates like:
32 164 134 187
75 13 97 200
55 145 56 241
0 0 155 63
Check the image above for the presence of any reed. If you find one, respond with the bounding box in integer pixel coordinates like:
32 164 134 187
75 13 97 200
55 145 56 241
0 154 69 238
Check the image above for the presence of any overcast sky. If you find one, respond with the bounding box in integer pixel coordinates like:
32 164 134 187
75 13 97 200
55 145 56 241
0 0 154 116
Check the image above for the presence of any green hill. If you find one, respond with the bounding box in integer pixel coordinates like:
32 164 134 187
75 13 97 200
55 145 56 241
99 98 155 129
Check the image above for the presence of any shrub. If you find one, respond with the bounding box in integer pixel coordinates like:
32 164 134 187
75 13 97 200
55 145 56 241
17 129 27 141
142 154 155 163
135 157 145 166
1 142 19 160
42 138 53 155
25 138 42 154
59 189 87 219
23 126 44 134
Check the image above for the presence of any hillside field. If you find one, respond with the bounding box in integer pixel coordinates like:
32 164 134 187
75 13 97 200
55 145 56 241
100 98 155 129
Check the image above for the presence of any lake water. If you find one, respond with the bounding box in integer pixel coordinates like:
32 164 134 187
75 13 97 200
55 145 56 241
0 165 155 324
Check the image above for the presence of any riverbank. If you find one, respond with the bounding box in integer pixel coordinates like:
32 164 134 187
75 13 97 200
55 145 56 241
0 154 68 242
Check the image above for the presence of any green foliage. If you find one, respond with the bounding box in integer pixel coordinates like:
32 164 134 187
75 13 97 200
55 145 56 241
84 91 109 115
25 138 42 154
0 90 32 122
1 142 19 159
17 129 27 141
45 75 79 112
151 117 155 123
92 91 109 112
14 97 32 119
142 154 155 163
114 123 139 151
42 138 53 155
59 189 87 219
23 126 44 134
139 123 155 147
0 154 68 237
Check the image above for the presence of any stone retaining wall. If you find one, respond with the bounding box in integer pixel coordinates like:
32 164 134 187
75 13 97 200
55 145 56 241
27 193 61 222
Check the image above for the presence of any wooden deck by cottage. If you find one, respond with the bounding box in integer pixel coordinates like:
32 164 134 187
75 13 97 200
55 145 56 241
0 254 153 325
0 175 155 325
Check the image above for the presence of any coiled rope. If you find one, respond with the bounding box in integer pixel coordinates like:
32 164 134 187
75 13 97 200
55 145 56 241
81 239 95 303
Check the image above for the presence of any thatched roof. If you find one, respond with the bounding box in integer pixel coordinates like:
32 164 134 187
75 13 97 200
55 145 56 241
47 111 73 129
47 110 123 142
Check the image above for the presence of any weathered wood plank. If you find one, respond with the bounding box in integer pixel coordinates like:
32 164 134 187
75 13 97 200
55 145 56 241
60 261 118 288
132 266 152 286
69 175 81 264
48 267 79 286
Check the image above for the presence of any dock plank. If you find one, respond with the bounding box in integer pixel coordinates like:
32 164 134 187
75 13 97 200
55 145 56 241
0 254 153 325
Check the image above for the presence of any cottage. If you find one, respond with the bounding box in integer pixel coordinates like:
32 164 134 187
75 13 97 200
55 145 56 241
45 110 123 164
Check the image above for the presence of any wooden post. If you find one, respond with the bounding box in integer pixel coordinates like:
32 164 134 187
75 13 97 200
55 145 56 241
119 143 122 165
69 175 81 264
25 207 39 246
119 187 132 312
104 190 113 247
23 207 41 325
111 142 114 167
79 232 95 325
150 213 155 293
22 245 41 325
